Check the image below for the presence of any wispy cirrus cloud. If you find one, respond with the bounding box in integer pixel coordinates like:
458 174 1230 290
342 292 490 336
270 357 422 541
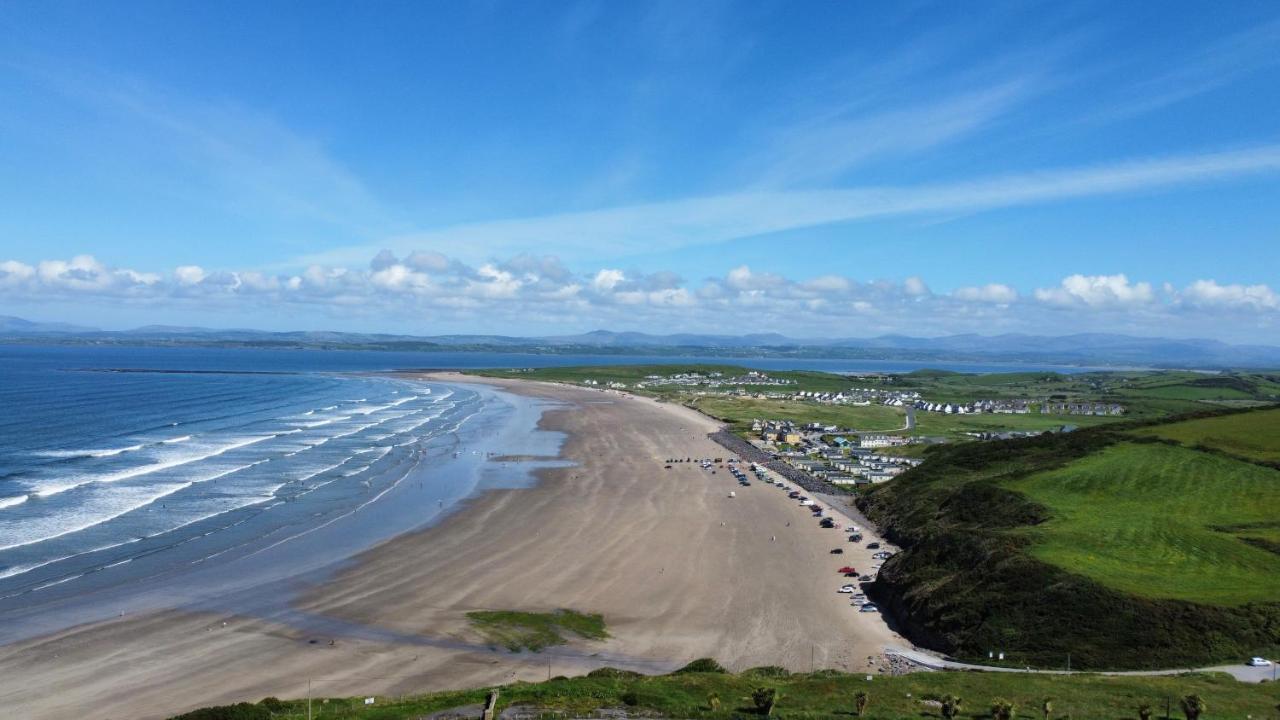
294 143 1280 269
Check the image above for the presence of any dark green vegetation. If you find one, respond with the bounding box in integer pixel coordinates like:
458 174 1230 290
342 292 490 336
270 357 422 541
857 404 1280 669
466 609 608 652
170 666 1280 719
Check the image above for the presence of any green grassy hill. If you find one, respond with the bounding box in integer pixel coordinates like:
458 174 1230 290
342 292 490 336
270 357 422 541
1007 442 1280 605
172 665 1280 720
856 405 1280 670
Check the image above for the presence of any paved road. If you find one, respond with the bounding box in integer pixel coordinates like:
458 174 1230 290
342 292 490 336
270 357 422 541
887 647 1278 683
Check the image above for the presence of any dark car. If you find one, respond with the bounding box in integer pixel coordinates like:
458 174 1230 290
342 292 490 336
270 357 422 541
664 465 672 469
829 548 844 554
866 542 881 549
860 574 873 582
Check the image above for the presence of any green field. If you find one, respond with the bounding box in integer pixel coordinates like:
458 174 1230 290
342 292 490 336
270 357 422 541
689 396 905 433
1133 407 1280 465
909 409 1117 439
173 665 1280 720
1006 442 1280 605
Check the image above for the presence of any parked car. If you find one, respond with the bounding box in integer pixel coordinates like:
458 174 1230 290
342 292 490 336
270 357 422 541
859 574 873 582
849 533 863 542
829 548 844 554
852 598 868 606
866 542 881 549
1249 657 1272 667
859 604 879 613
838 585 856 593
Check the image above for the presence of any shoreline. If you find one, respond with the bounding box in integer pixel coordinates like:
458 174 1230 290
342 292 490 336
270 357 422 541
0 373 908 719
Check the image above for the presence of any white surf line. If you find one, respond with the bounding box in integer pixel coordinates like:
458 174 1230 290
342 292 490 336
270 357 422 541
0 495 28 510
0 459 273 553
33 433 283 498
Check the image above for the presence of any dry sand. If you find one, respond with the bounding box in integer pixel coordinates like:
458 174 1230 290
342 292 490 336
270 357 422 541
0 375 905 719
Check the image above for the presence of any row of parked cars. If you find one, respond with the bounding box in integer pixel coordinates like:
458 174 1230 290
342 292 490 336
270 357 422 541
751 465 885 615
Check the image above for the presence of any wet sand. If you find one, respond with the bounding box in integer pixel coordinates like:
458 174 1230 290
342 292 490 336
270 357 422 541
0 374 904 719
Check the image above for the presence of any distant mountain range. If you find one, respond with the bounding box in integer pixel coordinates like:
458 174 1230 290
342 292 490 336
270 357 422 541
2 315 1279 369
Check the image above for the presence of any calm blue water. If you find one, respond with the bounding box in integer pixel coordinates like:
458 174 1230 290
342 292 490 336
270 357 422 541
0 344 1102 595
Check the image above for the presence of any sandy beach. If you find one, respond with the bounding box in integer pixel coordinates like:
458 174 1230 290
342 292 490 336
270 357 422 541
0 374 904 719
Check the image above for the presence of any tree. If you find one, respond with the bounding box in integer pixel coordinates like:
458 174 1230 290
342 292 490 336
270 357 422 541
991 698 1016 720
1041 697 1053 720
853 691 869 717
940 695 963 720
1137 702 1153 720
707 692 721 712
752 687 777 716
1179 694 1206 720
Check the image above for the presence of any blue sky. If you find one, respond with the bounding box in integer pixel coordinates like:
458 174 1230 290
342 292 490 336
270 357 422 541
1 0 1279 341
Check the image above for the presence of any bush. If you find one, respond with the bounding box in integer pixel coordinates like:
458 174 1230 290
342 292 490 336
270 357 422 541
257 697 285 711
586 667 642 679
742 666 790 678
751 687 777 716
674 658 727 674
168 703 270 720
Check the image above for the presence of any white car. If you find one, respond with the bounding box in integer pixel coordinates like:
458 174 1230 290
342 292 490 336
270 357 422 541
838 585 856 593
852 598 868 606
1248 657 1272 667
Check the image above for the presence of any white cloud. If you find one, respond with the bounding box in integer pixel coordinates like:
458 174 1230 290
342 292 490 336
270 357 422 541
591 269 626 293
174 265 206 285
954 283 1018 303
903 276 931 297
1034 274 1155 308
0 253 1275 342
1180 279 1278 311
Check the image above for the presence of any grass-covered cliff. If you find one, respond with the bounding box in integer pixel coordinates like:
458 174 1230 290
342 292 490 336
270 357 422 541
856 406 1280 670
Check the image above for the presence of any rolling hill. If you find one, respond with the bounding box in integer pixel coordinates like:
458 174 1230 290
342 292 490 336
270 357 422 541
856 405 1280 669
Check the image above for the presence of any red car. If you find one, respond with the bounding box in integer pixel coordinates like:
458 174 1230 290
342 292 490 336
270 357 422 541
837 566 858 574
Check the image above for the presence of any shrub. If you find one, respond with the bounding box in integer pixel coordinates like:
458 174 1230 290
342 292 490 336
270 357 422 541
741 666 790 678
751 687 777 716
168 703 270 720
674 658 727 674
586 667 642 679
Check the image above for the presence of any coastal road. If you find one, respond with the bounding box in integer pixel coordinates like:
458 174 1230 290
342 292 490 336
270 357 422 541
886 647 1278 683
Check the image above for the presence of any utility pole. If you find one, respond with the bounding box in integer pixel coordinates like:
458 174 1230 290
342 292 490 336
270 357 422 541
307 679 312 720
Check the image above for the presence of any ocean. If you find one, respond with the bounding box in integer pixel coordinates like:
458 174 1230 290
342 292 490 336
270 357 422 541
0 344 1102 631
